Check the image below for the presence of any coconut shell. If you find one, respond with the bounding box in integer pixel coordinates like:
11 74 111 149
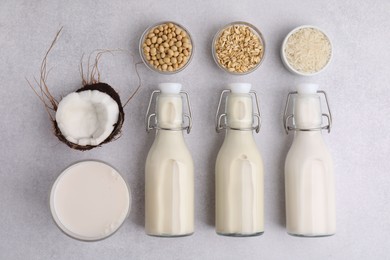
53 82 125 151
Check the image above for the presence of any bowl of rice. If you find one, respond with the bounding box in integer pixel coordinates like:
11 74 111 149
281 25 332 76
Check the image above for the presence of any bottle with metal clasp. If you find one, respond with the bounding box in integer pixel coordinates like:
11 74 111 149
283 83 335 237
215 83 264 237
145 83 194 237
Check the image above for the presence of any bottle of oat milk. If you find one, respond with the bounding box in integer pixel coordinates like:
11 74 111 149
215 83 264 236
145 83 194 237
283 83 335 237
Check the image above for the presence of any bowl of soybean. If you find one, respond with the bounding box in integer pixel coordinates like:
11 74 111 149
139 21 194 74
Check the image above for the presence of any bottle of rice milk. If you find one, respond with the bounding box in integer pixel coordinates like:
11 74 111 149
283 83 335 237
215 83 264 236
145 83 194 237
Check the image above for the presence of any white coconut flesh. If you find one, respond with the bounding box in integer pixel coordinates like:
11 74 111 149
55 90 120 146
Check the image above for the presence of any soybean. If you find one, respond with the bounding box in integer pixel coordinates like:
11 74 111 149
142 22 192 72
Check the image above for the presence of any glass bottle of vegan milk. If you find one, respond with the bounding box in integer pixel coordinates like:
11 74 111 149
283 83 335 237
145 83 194 237
215 83 264 236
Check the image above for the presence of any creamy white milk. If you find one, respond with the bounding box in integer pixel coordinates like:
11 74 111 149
215 84 264 236
50 161 130 241
285 83 335 237
145 83 194 236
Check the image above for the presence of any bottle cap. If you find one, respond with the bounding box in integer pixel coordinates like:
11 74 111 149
228 83 252 94
158 83 182 94
297 83 319 94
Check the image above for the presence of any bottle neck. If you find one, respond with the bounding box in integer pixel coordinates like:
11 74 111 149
155 129 186 143
226 93 253 130
293 94 322 129
225 129 255 143
156 93 183 129
293 130 324 142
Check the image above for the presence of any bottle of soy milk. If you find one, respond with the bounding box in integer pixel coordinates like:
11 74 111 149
283 83 335 237
215 83 264 236
145 83 194 237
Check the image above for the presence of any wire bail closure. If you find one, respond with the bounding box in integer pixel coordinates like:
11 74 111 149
283 90 332 135
145 90 193 134
215 89 261 133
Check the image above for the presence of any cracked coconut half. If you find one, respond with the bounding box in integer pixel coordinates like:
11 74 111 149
28 28 140 151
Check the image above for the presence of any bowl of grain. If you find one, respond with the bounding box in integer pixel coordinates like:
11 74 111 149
139 21 194 74
281 25 332 76
212 21 265 75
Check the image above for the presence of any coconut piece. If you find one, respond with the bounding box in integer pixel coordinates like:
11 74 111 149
56 89 119 146
53 83 125 150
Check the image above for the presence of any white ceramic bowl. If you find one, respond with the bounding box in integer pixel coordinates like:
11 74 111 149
281 25 332 76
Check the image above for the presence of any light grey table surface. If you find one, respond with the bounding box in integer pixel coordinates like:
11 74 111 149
1 0 389 259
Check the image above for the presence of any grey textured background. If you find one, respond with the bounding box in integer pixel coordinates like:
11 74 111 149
1 0 389 259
